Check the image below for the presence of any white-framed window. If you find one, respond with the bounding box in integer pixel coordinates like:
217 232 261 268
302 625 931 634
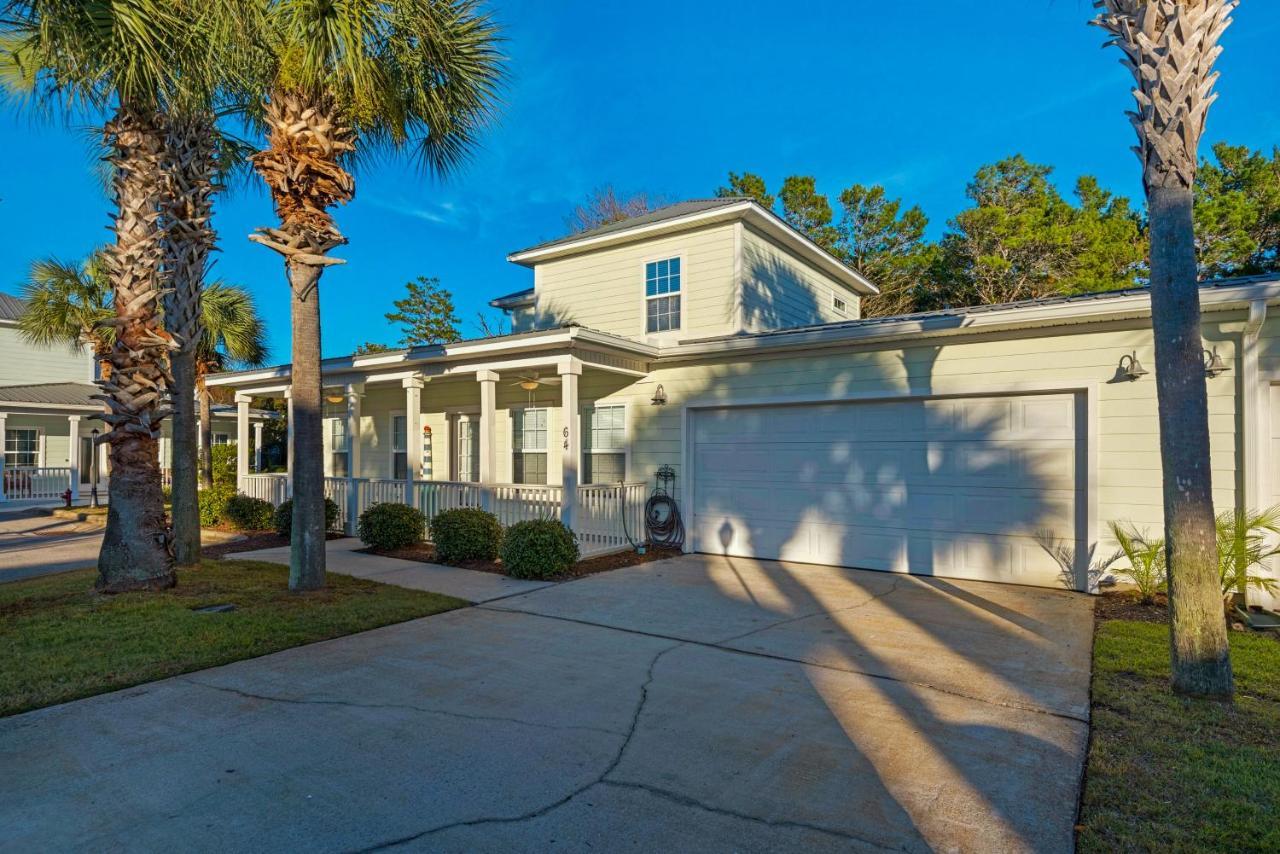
391 414 408 480
645 257 682 333
212 433 231 445
4 428 39 468
832 293 847 315
455 416 479 482
583 404 626 484
330 419 349 478
512 408 548 485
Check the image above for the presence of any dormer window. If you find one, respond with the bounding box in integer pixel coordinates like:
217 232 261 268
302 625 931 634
645 257 681 333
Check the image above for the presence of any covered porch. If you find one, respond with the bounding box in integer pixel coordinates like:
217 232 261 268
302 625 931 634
218 328 659 557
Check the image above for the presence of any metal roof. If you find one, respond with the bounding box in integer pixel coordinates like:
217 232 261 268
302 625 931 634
509 197 751 256
488 287 535 309
0 292 24 322
0 382 99 407
685 275 1280 345
0 381 273 416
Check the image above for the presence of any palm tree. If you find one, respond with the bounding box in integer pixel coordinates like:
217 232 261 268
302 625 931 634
1094 0 1237 697
1 0 199 591
243 0 504 591
17 251 267 503
17 252 113 374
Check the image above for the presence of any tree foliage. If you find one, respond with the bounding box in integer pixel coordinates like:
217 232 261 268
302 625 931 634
566 185 661 233
1195 142 1280 279
715 171 774 209
385 276 461 347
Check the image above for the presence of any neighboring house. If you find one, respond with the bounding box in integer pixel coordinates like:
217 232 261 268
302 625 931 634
0 293 271 502
209 196 1279 604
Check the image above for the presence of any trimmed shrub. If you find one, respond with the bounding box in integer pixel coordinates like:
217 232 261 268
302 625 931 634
431 508 502 562
198 483 236 527
358 502 426 550
224 494 276 531
274 497 342 538
500 519 580 579
210 444 237 486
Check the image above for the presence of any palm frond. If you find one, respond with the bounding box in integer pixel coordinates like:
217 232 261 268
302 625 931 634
17 249 113 354
198 281 268 370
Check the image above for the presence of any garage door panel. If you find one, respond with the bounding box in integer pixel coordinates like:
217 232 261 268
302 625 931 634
692 395 1083 588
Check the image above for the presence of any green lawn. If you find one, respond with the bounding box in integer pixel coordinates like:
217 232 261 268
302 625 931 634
1078 620 1280 852
0 560 465 717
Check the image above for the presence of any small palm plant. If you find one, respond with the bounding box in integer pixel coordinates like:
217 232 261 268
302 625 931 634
17 252 114 374
1108 521 1167 605
1214 506 1280 607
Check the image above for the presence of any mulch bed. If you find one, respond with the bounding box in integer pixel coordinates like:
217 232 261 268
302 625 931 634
1093 590 1170 625
201 530 347 560
361 543 685 580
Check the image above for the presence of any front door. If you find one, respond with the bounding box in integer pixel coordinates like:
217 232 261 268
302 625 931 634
455 418 479 482
79 437 94 484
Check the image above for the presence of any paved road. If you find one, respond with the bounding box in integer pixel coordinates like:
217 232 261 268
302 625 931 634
0 555 1094 852
0 509 103 582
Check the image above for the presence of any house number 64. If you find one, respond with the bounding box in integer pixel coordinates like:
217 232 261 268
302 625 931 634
563 426 570 449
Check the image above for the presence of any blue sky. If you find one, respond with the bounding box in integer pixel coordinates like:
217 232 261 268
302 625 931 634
2 0 1279 363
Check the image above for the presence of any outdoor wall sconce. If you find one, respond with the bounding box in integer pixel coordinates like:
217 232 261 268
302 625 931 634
324 391 346 404
1203 346 1230 379
1117 351 1148 381
651 384 668 406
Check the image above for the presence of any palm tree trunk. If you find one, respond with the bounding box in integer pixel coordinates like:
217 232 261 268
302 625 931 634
199 376 214 489
161 112 217 570
288 263 327 590
250 90 355 591
96 105 176 592
1149 185 1233 695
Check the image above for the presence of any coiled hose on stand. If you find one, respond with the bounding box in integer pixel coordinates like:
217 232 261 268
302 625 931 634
636 464 683 550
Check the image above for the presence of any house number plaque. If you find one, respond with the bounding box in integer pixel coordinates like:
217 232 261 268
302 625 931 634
563 426 570 449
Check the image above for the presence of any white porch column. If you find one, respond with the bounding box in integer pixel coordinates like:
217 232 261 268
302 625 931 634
0 413 7 502
67 415 81 499
284 388 294 475
477 370 498 484
559 358 582 532
345 382 363 478
235 393 251 491
253 421 265 472
404 375 424 484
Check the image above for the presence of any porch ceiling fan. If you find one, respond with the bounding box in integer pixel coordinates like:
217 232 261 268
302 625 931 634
510 372 561 391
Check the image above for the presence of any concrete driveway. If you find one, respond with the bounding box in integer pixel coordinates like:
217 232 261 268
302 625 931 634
0 555 1094 853
0 509 105 582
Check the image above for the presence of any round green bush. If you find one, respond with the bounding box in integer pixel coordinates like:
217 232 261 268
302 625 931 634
500 519 580 579
274 497 342 538
224 494 276 531
431 508 502 562
358 502 427 550
198 483 236 527
209 444 238 486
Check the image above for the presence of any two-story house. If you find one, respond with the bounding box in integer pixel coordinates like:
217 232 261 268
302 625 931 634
0 292 270 503
210 196 1280 601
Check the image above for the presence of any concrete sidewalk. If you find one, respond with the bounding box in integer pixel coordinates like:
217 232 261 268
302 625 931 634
230 537 553 603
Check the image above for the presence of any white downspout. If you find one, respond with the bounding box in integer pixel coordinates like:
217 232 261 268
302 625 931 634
1242 299 1267 513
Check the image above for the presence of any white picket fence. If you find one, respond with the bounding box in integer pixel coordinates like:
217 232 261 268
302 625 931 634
240 474 648 556
0 467 73 501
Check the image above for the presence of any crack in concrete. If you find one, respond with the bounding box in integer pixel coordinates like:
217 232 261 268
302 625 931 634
714 576 907 646
178 678 628 738
597 779 910 852
348 640 684 853
480 604 1090 725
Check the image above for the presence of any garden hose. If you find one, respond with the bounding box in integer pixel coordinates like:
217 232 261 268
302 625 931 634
645 492 685 550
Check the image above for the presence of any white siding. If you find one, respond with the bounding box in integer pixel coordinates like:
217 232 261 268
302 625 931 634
740 225 860 331
0 325 94 387
529 224 739 341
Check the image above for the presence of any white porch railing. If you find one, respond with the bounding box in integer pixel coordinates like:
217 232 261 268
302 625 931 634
242 473 291 506
1 467 74 501
576 483 648 556
239 474 649 557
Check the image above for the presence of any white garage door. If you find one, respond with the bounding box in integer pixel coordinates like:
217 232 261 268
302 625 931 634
690 394 1083 588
